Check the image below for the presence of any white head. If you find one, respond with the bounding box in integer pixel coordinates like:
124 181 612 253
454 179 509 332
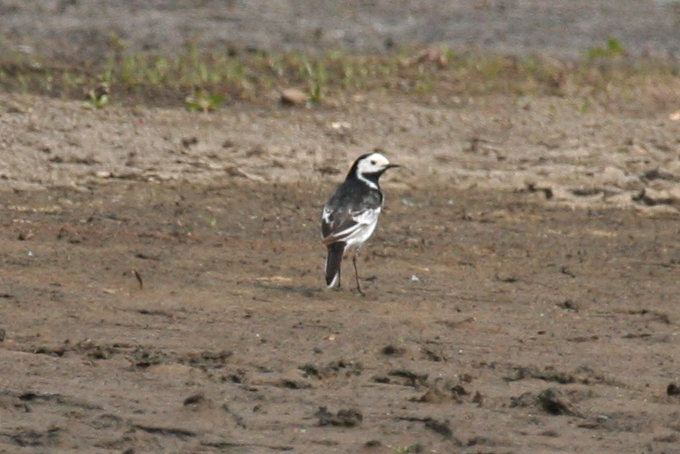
349 152 399 188
354 152 397 176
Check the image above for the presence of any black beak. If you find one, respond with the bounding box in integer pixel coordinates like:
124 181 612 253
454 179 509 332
386 163 401 169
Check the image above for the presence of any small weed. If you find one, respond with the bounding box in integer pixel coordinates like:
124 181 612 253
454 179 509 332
185 89 223 112
84 89 110 109
301 57 328 102
17 73 29 94
84 70 112 109
586 37 626 59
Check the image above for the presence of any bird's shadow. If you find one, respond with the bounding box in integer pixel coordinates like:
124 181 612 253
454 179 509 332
253 280 374 299
253 281 321 298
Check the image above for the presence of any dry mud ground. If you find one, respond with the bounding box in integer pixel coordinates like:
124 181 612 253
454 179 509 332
2 92 680 454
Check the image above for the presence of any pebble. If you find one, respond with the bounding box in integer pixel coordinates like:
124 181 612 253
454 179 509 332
280 88 309 106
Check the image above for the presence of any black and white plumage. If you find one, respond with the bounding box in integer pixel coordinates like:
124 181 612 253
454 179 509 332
321 152 399 294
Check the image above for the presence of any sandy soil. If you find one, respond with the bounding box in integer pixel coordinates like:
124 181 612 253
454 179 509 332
3 2 680 453
1 91 680 454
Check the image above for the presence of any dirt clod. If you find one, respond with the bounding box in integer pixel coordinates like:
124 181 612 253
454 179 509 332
315 407 363 427
381 369 429 387
424 418 455 440
183 393 207 406
381 344 406 356
537 388 581 417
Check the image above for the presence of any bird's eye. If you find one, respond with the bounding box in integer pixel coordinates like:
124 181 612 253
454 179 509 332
370 160 376 165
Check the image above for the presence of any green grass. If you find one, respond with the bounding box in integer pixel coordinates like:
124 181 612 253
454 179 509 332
586 37 626 60
1 39 680 111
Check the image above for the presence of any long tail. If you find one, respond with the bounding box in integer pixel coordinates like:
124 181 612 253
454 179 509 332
325 242 346 288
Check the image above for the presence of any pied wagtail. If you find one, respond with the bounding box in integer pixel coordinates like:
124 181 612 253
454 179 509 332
321 152 400 294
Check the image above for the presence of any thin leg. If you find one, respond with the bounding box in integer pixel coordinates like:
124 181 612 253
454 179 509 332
352 251 365 296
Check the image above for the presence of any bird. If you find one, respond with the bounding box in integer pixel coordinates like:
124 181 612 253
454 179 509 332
321 152 400 294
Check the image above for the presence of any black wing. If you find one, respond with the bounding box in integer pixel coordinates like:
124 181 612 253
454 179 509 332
321 179 382 244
